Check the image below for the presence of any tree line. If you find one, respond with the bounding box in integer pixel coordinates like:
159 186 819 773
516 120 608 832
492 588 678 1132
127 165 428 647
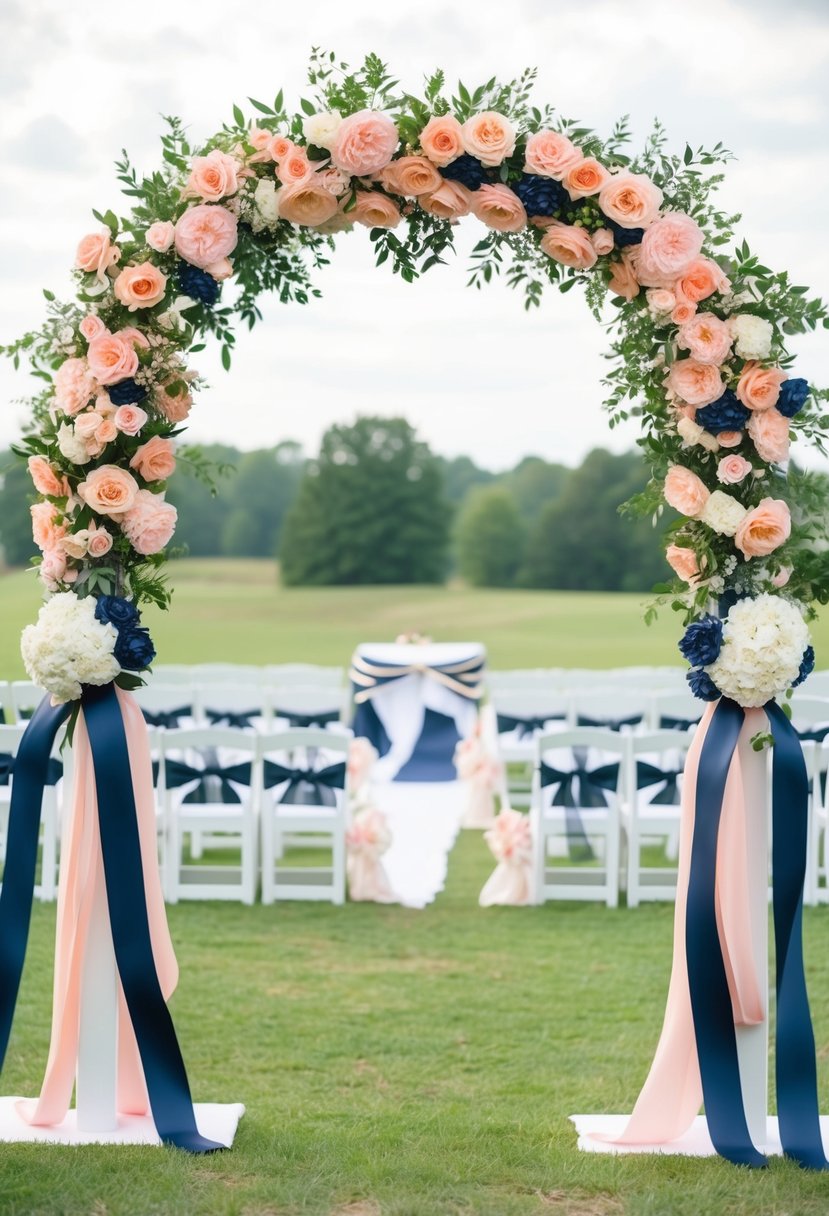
0 415 669 591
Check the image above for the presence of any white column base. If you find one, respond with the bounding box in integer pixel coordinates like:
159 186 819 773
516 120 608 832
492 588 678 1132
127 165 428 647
571 1114 829 1157
76 874 118 1132
0 1098 245 1147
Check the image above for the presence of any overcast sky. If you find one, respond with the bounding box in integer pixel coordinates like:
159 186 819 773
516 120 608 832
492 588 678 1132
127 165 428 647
1 0 828 471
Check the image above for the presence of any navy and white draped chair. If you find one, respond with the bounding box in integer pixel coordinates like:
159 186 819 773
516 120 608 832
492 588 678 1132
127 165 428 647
491 688 570 810
160 726 260 904
266 685 347 733
572 687 649 732
530 727 626 907
257 727 350 905
0 721 62 901
134 683 197 730
10 680 47 723
350 643 485 782
648 688 703 733
622 728 692 907
196 683 270 731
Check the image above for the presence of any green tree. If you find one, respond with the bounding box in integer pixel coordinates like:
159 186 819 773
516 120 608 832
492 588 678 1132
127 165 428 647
280 417 449 585
456 487 525 587
503 455 569 522
437 455 495 504
0 454 36 567
219 442 304 558
165 443 238 557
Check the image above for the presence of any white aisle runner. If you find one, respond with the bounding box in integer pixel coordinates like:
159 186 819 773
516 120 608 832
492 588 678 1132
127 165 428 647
375 781 465 909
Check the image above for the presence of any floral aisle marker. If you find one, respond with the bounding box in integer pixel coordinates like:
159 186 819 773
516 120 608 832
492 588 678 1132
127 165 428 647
3 50 829 1167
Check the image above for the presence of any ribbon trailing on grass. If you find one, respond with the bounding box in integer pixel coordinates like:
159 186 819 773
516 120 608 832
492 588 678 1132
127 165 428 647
0 683 222 1154
686 695 828 1170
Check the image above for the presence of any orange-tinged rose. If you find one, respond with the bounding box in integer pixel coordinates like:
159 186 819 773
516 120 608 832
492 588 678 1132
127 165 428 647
419 114 465 167
77 465 140 517
663 465 710 517
113 262 168 312
736 361 787 412
735 497 791 558
130 435 177 482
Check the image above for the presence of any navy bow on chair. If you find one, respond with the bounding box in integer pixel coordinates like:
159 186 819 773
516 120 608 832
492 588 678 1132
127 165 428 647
577 713 643 730
539 758 621 861
262 760 346 806
496 712 565 739
141 706 193 729
163 756 253 804
206 708 259 729
659 714 702 732
0 753 62 788
271 708 341 729
636 760 683 805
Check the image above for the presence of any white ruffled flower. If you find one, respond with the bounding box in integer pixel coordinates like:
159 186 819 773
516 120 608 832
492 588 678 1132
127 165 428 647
677 415 720 453
706 594 810 708
302 109 343 150
726 314 774 361
701 489 748 536
20 591 120 705
253 178 280 228
57 421 92 466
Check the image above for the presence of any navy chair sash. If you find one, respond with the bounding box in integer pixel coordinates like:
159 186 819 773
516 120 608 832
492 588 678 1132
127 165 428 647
262 759 346 807
636 760 683 805
659 713 702 732
271 708 340 729
206 708 259 729
141 706 193 729
496 712 566 739
577 713 643 730
163 756 253 804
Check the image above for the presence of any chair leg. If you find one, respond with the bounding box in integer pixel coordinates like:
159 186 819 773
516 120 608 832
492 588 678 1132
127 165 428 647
261 806 274 905
606 818 620 909
332 827 346 906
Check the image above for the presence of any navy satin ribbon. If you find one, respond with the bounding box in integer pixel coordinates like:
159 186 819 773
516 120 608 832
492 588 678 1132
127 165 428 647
163 756 252 804
263 759 345 807
496 712 565 738
0 753 62 787
540 759 619 861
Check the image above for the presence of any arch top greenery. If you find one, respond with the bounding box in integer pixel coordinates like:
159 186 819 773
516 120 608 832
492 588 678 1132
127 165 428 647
7 50 829 710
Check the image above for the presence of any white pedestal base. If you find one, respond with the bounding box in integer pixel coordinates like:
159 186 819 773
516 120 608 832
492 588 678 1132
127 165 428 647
0 1097 245 1147
570 1114 829 1157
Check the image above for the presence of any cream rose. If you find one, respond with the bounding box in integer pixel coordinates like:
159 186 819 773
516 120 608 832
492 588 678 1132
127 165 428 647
700 489 748 536
77 465 140 516
302 110 343 150
461 111 516 167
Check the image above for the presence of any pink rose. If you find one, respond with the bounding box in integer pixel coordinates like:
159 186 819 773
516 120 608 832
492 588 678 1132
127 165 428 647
419 114 465 167
717 430 744 448
671 298 697 325
590 227 614 256
113 261 168 312
637 213 704 280
28 456 69 498
185 148 241 201
676 257 730 302
73 411 103 440
663 465 710 516
677 313 733 366
461 111 516 167
668 358 725 407
379 155 443 197
121 489 177 555
39 547 70 591
30 502 65 551
174 204 238 269
129 435 177 481
75 228 120 281
97 418 117 444
734 497 791 558
87 520 113 557
470 184 527 233
524 130 582 179
155 379 193 423
146 220 175 252
79 314 106 342
86 332 139 386
278 178 339 227
277 148 313 186
747 408 790 463
54 357 96 416
598 172 663 229
607 251 640 300
331 110 399 177
647 288 676 315
206 257 233 281
418 180 473 220
665 543 700 584
565 157 610 200
351 191 401 229
117 326 150 350
114 404 148 436
772 566 792 588
717 454 752 485
267 134 294 162
77 465 140 516
540 221 598 270
736 361 787 412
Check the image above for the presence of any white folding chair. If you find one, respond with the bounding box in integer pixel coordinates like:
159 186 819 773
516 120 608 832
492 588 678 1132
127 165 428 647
133 684 197 730
648 689 703 732
530 728 624 907
161 727 259 904
487 669 562 692
259 728 350 905
265 664 345 690
267 685 348 732
195 683 271 730
571 688 650 731
10 681 47 723
0 723 61 901
0 682 14 725
492 689 570 809
192 663 265 685
147 664 194 684
789 696 829 737
623 729 692 907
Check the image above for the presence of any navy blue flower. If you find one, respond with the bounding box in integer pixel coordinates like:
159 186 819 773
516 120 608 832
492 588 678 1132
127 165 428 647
512 173 567 217
95 595 140 628
687 667 721 702
776 377 810 419
178 261 221 305
439 154 489 191
695 390 751 435
679 614 724 667
108 378 148 406
792 645 815 689
114 624 156 671
603 217 644 248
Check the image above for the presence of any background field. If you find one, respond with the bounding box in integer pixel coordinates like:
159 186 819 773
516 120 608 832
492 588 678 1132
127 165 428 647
2 558 829 677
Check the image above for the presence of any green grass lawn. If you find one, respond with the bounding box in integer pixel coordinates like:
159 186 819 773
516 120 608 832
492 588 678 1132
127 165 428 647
4 833 829 1216
2 558 828 677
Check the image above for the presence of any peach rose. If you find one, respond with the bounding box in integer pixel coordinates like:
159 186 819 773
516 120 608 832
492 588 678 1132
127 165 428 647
524 130 582 179
418 180 473 220
266 133 293 162
607 251 640 300
637 213 704 280
668 358 725 407
77 465 140 516
60 530 89 560
665 543 700 584
380 155 443 197
315 166 350 197
129 435 177 482
73 412 103 441
565 157 610 199
97 418 117 444
540 220 598 270
86 520 113 557
114 404 148 435
31 503 65 551
86 332 139 386
598 172 663 229
717 454 752 485
121 490 177 555
736 361 787 412
278 178 339 227
419 114 465 167
146 220 175 252
470 184 527 233
79 314 106 342
113 262 168 312
462 111 515 167
676 257 729 302
156 379 193 423
351 191 401 229
28 456 69 498
75 228 120 281
591 227 614 256
185 148 241 200
53 357 95 416
277 148 313 186
331 110 398 176
663 465 710 516
772 566 792 588
734 497 791 558
671 298 697 325
174 204 238 269
39 548 70 590
747 408 790 464
677 313 733 366
117 326 150 350
647 288 676 316
206 257 233 281
717 430 744 448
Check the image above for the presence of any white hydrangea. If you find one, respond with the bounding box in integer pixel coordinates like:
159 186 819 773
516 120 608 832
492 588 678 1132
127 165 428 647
252 178 280 229
677 415 720 453
700 490 748 536
20 592 120 705
706 593 810 708
726 314 774 361
302 109 343 150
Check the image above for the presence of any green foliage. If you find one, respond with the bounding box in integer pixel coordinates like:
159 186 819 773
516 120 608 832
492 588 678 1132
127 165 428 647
456 487 526 587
